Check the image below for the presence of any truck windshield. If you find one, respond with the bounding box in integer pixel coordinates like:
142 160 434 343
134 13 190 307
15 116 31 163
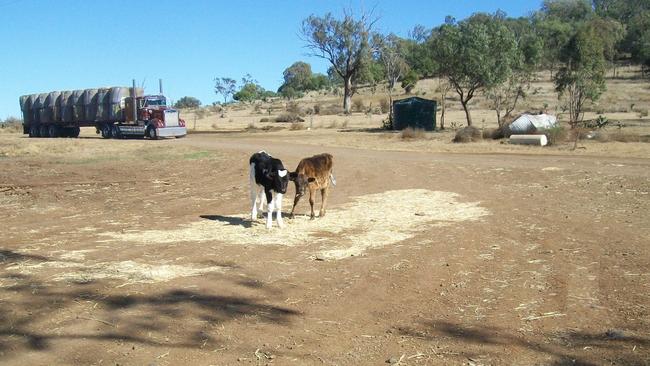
145 98 166 107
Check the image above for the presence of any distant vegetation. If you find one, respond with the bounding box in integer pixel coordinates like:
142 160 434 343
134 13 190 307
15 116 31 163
290 0 650 127
174 96 201 109
207 1 649 129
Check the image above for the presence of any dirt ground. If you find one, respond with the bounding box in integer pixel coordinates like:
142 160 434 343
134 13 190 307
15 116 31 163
1 128 649 366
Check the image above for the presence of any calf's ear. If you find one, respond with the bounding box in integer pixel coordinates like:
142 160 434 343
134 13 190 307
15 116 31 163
288 172 298 181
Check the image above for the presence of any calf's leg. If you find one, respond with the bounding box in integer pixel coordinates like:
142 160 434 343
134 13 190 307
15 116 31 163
309 188 316 220
290 193 303 218
319 187 329 218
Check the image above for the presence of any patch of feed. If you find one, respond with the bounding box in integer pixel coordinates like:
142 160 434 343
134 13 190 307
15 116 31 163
4 251 227 284
101 189 489 260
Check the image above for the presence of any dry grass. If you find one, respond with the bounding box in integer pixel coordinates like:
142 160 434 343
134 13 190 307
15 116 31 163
596 132 650 143
326 120 339 129
290 122 306 130
400 127 427 140
0 120 22 134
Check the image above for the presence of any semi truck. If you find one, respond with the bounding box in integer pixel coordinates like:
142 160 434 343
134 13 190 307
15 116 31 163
19 80 186 139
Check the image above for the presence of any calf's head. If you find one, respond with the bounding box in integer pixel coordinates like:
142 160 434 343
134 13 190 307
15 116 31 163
289 172 316 196
267 168 289 194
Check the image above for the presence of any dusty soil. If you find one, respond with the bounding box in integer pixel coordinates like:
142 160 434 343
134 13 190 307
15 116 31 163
1 131 649 365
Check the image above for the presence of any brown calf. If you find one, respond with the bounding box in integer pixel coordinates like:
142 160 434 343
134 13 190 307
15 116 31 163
289 153 336 219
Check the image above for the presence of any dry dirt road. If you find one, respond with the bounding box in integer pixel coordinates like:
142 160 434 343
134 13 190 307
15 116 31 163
1 133 649 365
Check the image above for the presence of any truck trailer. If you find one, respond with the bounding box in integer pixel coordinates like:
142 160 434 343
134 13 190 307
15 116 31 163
19 81 186 139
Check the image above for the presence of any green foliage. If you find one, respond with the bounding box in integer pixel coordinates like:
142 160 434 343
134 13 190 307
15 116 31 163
214 77 237 103
173 96 201 109
400 70 419 93
541 0 593 22
555 22 607 125
278 61 331 96
301 11 376 113
433 12 519 126
626 11 650 67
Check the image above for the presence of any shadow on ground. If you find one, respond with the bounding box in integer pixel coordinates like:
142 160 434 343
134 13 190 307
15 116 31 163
0 249 299 358
399 319 649 365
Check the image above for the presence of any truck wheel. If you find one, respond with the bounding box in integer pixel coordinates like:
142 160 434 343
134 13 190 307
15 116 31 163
48 125 60 138
101 124 112 139
111 125 121 139
71 127 80 138
40 125 49 138
147 126 158 140
29 125 38 137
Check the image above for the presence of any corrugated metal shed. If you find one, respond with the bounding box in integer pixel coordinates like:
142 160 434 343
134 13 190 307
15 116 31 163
392 97 437 131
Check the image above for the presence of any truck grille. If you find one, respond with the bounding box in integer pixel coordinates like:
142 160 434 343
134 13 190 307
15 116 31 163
164 109 179 127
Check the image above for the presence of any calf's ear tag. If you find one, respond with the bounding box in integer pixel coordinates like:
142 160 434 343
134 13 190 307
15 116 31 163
278 170 288 178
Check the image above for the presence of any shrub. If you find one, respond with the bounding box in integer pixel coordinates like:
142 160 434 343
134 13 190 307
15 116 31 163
639 109 649 118
313 104 321 115
540 126 568 146
286 101 302 115
326 121 338 129
320 104 344 115
400 127 426 140
275 113 304 123
379 98 390 114
174 96 201 109
259 117 271 122
352 98 365 113
290 122 306 130
453 126 482 143
0 117 23 133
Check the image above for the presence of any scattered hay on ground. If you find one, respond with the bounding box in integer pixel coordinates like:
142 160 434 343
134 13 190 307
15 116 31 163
101 189 489 260
5 250 227 284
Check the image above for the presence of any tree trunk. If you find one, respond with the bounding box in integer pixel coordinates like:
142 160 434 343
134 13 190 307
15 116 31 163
388 90 394 126
461 100 473 126
343 76 353 114
440 101 445 130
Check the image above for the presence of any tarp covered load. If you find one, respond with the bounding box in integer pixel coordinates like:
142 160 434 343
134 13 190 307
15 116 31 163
392 97 437 131
509 114 557 134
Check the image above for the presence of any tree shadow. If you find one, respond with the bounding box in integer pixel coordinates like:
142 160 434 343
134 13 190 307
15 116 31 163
200 214 251 228
0 251 300 359
400 320 650 365
0 249 50 262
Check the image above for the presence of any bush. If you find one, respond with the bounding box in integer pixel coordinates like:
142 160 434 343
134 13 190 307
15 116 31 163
259 117 271 122
290 122 306 130
313 104 321 115
320 104 344 115
174 96 201 109
352 98 365 113
0 117 23 133
453 126 482 143
540 126 568 146
400 127 426 140
286 101 302 115
326 121 338 129
639 109 649 118
379 98 390 114
275 113 304 123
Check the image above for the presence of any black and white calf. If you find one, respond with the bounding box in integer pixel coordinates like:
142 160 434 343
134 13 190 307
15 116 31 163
249 151 289 228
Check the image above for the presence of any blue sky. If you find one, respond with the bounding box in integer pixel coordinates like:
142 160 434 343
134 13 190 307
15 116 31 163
0 0 542 119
